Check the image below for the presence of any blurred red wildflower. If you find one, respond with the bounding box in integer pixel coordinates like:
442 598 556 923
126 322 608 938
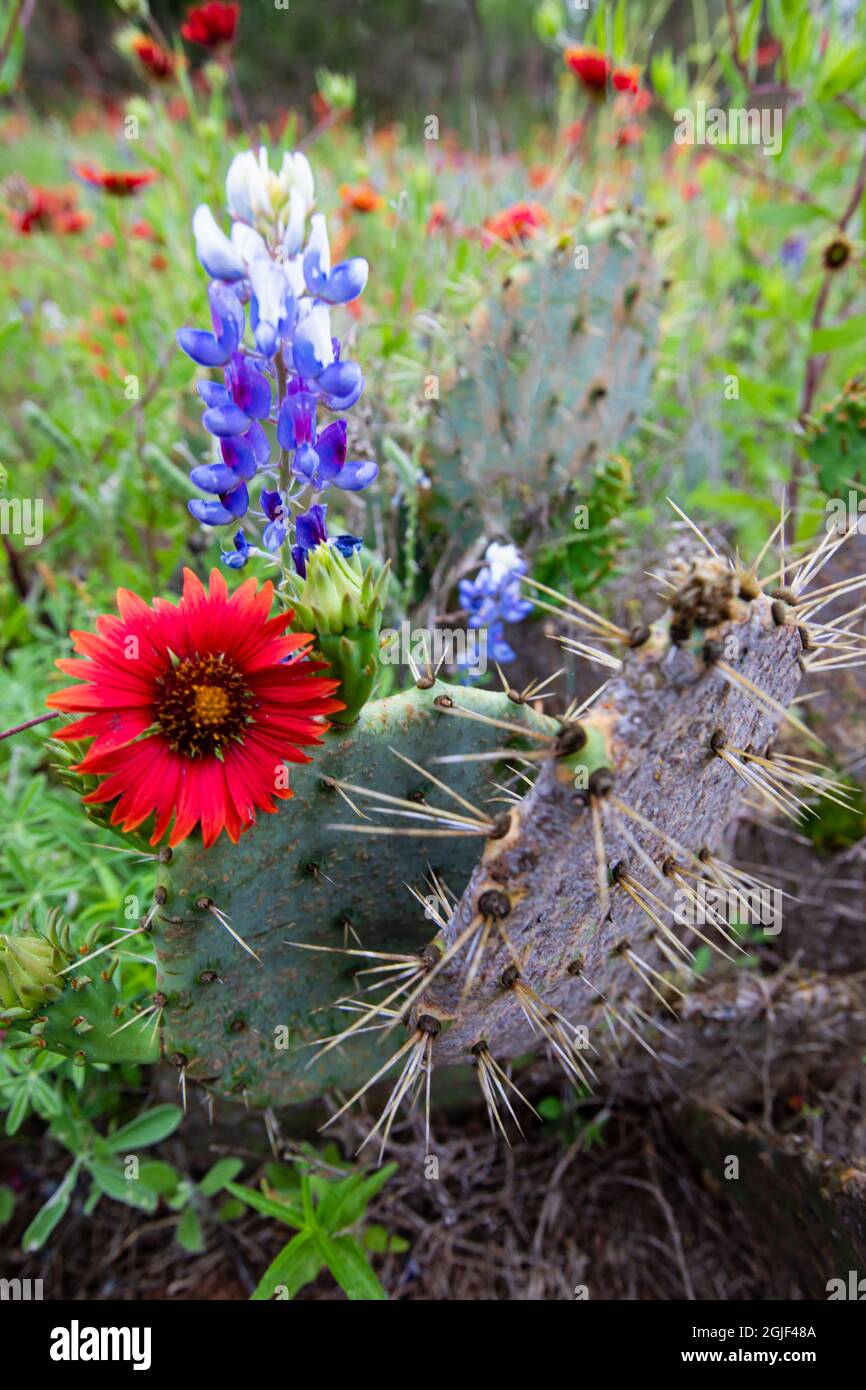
75 164 157 196
181 2 240 51
482 200 549 248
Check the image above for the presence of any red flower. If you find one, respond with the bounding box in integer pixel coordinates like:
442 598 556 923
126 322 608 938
565 47 642 98
612 64 640 93
8 183 88 235
130 218 158 240
181 2 240 51
338 182 384 213
47 569 343 848
75 163 157 196
563 119 585 146
615 122 644 149
426 200 450 235
482 200 549 248
564 46 610 91
132 35 176 82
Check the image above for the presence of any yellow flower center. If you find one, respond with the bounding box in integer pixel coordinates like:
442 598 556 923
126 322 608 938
193 684 231 725
154 653 253 758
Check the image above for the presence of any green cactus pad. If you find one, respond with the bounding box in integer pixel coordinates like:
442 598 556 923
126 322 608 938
0 919 159 1066
426 224 658 546
156 681 561 1106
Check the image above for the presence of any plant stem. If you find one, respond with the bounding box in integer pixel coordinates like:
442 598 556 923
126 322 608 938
0 711 59 742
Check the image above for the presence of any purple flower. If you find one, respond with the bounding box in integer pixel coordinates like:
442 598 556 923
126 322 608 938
459 541 533 665
780 237 807 275
178 147 376 564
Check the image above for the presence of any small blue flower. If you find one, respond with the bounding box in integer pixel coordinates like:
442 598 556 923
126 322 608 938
292 502 329 576
779 236 807 276
333 533 363 559
260 488 288 552
221 530 251 569
459 541 533 665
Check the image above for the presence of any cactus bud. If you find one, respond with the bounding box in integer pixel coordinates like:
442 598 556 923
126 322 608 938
286 545 389 725
0 933 63 1013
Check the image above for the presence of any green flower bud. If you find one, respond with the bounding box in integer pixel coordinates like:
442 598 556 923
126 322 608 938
315 67 357 112
0 933 63 1013
533 0 564 42
115 0 151 20
286 547 389 725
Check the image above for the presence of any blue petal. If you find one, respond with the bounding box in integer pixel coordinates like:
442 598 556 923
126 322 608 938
296 503 328 552
176 327 232 367
333 459 378 491
229 353 272 419
192 205 246 282
259 487 284 522
263 521 287 552
188 497 237 526
309 257 369 305
219 482 249 518
190 462 239 493
277 384 318 449
315 420 347 479
243 420 271 466
197 380 231 408
317 361 364 410
249 258 291 359
220 435 258 480
334 533 363 558
292 442 319 482
202 403 252 437
293 303 334 378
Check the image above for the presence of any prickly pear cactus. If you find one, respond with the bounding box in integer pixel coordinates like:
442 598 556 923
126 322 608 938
4 524 862 1145
427 223 658 542
153 682 556 1106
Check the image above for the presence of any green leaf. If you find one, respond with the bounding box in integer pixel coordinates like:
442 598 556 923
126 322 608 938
0 1183 16 1225
811 315 866 353
362 1224 410 1255
216 1197 245 1222
316 1232 388 1300
86 1161 158 1212
316 1163 397 1234
251 1231 322 1301
224 1181 305 1230
199 1157 244 1197
5 1086 30 1136
176 1205 206 1253
137 1160 181 1197
22 1160 80 1252
104 1104 184 1153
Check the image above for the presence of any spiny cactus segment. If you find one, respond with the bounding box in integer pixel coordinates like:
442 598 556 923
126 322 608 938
0 912 160 1066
